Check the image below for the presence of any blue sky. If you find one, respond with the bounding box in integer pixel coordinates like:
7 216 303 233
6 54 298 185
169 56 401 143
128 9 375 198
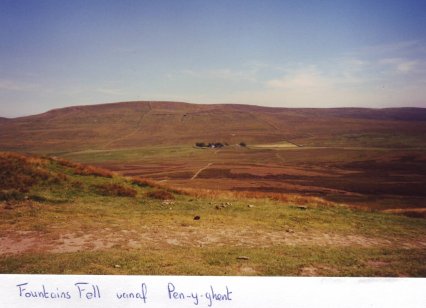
1 0 426 117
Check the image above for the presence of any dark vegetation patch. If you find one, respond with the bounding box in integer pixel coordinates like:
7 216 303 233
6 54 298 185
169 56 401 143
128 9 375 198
197 168 307 180
402 211 426 219
232 186 329 197
164 171 197 179
72 164 113 178
307 178 426 197
131 177 156 188
0 189 25 201
0 152 50 192
198 157 426 203
146 189 175 200
93 183 137 197
27 195 49 202
71 180 84 189
197 168 233 178
338 158 426 173
0 152 68 200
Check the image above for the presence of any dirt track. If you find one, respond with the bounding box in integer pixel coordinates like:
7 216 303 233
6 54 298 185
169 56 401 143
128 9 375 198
191 162 213 180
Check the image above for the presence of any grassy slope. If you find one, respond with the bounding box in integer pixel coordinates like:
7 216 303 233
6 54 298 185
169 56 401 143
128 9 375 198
0 152 425 276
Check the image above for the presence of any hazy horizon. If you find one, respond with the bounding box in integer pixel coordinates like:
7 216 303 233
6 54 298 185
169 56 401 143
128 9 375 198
1 0 426 117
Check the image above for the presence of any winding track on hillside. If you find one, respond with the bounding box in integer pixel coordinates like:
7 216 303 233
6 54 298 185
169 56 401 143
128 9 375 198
102 102 152 149
191 162 213 180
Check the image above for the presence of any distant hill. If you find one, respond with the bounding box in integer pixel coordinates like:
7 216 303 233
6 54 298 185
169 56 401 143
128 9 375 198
0 101 425 152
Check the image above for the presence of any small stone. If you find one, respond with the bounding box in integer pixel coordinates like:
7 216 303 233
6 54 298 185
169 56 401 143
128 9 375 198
237 256 249 260
114 264 121 268
193 215 201 220
247 204 254 208
286 228 295 233
296 205 307 210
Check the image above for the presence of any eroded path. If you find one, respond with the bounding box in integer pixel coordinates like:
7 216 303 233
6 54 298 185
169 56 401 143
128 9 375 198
1 225 425 255
190 162 213 180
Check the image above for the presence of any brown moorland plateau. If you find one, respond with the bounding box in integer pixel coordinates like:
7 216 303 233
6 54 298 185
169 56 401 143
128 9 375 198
1 101 426 151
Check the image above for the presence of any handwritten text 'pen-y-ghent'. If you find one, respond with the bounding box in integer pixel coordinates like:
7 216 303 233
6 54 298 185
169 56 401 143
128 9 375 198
168 282 232 306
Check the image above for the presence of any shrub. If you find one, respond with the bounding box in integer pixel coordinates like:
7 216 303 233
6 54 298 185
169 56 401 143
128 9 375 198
0 189 25 201
48 173 69 185
207 142 224 148
73 164 113 178
52 157 113 178
0 152 53 192
71 181 84 189
402 211 426 219
29 195 49 202
146 189 175 200
131 177 156 188
195 142 206 148
93 183 137 197
52 157 80 169
196 142 227 148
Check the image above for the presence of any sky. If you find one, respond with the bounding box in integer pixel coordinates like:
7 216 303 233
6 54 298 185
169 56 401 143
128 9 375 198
1 0 426 117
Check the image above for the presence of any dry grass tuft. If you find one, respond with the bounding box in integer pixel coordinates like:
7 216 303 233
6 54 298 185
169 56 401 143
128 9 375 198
0 152 57 194
159 185 333 206
0 189 25 201
53 157 114 178
146 189 175 200
73 164 114 178
93 183 137 197
131 177 157 188
129 175 334 206
52 157 80 168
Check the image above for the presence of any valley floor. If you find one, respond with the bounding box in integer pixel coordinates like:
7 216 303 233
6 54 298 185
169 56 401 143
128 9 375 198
60 144 426 214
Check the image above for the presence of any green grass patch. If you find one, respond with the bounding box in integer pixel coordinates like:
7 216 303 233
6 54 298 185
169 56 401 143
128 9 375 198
1 246 425 276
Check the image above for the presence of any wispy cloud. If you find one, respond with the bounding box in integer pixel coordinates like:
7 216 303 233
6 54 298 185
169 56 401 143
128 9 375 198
379 58 420 73
182 68 257 82
221 41 426 108
165 39 426 108
355 40 424 57
0 79 39 92
96 87 125 96
266 67 333 90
